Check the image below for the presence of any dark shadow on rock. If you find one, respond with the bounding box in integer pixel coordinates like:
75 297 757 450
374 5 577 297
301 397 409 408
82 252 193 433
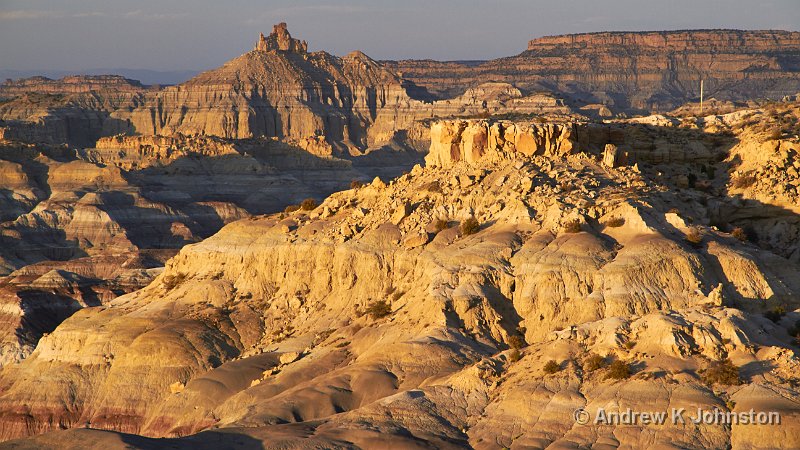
119 429 265 450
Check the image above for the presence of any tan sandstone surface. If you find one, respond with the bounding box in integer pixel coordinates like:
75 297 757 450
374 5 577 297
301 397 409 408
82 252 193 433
0 103 798 449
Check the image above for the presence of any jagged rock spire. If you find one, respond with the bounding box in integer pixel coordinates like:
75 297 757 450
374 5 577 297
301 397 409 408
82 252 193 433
254 22 308 53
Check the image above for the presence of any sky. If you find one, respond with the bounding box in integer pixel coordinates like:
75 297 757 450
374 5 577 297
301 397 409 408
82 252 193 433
1 0 799 73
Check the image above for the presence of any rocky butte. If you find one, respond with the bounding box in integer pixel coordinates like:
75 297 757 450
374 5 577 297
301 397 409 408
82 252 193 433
0 23 798 450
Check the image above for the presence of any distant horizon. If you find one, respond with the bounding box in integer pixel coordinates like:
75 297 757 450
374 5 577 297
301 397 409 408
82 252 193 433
2 0 798 75
3 26 800 86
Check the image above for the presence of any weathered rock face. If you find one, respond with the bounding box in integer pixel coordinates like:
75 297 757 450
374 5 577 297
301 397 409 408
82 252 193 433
0 25 575 150
254 22 308 53
425 117 727 168
0 104 799 449
389 29 800 112
426 120 578 167
0 130 425 366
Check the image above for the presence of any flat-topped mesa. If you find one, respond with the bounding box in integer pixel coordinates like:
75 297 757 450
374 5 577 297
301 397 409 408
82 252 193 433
527 29 800 52
254 22 308 53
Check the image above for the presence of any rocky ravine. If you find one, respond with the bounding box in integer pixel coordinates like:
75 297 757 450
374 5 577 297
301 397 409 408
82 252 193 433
0 103 798 449
0 129 426 368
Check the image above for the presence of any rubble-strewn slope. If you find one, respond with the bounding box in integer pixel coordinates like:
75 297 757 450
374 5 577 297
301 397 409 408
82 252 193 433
1 104 798 449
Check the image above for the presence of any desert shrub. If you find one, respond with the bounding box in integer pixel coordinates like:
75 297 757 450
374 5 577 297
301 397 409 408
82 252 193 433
350 180 364 189
702 164 717 180
300 198 318 211
563 219 582 233
764 306 786 323
731 227 748 242
667 208 680 214
507 349 521 363
364 299 392 319
162 273 186 290
732 172 757 189
433 218 449 232
687 173 698 189
623 340 636 350
685 226 703 245
788 320 800 338
585 353 606 372
606 360 631 380
701 359 741 386
508 335 525 349
285 204 300 213
391 290 404 301
605 217 625 227
460 217 480 236
422 181 442 193
767 129 783 141
543 360 561 374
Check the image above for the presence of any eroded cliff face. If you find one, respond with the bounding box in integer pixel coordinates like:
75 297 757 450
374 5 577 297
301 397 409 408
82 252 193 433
0 26 574 151
389 29 800 112
0 129 423 367
0 104 798 449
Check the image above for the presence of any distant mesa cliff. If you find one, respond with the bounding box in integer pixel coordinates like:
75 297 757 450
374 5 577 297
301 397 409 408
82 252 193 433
0 75 145 96
0 23 570 149
2 27 800 149
389 29 800 111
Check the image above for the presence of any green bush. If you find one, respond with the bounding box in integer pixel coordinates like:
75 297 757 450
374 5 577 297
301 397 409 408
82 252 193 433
606 360 631 380
162 273 186 290
563 219 582 233
422 181 442 193
701 359 741 386
731 227 748 242
788 320 800 338
460 217 480 236
685 226 703 245
364 299 392 319
300 198 318 211
764 306 786 323
433 218 449 233
508 335 525 349
732 173 757 189
543 360 561 374
585 353 606 372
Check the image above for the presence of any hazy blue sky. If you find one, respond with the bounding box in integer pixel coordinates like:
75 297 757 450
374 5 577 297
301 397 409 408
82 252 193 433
1 0 799 71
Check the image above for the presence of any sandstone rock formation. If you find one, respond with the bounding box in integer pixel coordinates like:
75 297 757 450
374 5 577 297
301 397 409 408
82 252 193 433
0 103 798 449
254 23 308 53
0 25 575 150
0 128 425 366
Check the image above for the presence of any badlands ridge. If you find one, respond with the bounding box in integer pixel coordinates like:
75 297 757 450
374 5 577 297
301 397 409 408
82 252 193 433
0 23 798 449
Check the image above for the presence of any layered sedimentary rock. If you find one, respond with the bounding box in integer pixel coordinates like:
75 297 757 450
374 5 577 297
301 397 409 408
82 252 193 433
0 128 424 366
0 104 798 449
388 30 800 112
0 25 573 150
